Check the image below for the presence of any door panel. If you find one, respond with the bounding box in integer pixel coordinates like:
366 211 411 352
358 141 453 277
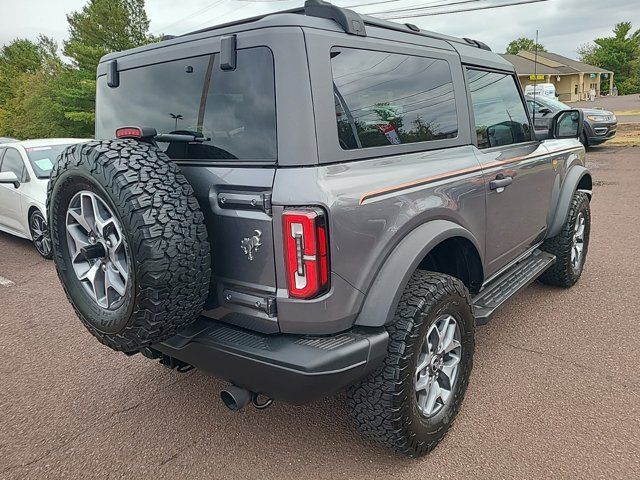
475 142 555 275
0 148 27 235
466 68 556 276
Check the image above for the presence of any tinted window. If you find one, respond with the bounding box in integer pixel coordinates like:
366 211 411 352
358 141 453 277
96 47 276 161
0 148 25 180
467 69 531 149
331 48 458 150
26 144 74 178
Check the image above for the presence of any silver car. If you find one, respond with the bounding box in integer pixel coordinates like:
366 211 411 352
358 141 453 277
0 138 89 258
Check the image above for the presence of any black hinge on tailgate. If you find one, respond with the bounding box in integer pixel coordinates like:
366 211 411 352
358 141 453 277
223 288 277 317
218 191 272 215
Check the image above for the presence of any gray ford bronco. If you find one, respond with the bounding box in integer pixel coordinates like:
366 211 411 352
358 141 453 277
47 0 592 457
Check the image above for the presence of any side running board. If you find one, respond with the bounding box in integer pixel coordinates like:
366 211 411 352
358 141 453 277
473 249 556 325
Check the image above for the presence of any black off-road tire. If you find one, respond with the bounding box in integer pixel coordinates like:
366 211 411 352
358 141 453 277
580 129 589 148
347 270 475 457
47 139 211 352
539 191 591 288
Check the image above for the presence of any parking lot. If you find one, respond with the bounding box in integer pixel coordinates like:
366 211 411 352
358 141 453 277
1 145 639 479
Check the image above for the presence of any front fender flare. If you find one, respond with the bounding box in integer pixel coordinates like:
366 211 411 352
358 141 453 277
355 220 482 328
547 166 592 238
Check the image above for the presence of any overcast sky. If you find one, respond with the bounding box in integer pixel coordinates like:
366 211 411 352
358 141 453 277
2 0 639 59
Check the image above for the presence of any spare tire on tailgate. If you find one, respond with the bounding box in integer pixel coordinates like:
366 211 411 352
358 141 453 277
47 139 211 352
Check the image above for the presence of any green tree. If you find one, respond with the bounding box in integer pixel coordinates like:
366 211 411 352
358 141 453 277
578 22 640 94
64 0 156 72
0 36 62 137
505 37 546 55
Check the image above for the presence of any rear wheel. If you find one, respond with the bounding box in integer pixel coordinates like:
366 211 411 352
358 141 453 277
47 139 211 352
29 209 52 259
348 270 474 457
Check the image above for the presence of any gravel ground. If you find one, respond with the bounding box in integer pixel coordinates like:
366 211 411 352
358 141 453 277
1 145 639 479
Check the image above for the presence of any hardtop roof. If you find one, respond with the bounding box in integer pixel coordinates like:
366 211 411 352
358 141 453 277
99 1 513 72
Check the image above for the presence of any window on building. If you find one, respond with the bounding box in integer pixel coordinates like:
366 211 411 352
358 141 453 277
466 69 531 149
331 48 458 150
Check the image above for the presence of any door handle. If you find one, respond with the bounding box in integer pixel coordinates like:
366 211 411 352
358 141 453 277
489 175 513 190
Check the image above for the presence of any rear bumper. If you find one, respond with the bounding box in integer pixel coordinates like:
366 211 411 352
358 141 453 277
153 317 388 404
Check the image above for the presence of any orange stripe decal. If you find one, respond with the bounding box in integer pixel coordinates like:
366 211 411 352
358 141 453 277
358 146 577 205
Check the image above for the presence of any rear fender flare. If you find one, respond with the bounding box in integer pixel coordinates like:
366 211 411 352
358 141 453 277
547 166 592 238
355 220 482 328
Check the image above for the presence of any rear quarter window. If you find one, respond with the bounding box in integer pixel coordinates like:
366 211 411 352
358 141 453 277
330 47 458 150
96 47 276 162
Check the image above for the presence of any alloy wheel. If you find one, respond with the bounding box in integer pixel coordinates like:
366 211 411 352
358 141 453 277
65 191 130 309
30 211 51 257
571 212 586 273
415 314 462 417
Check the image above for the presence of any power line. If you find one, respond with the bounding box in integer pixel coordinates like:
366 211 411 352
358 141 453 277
366 0 483 16
153 0 228 33
373 0 550 19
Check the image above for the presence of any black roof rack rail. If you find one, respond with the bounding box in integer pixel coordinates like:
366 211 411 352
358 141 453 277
463 38 492 51
175 0 492 52
304 0 366 36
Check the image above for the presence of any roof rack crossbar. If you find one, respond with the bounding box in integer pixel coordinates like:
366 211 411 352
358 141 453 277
304 0 366 36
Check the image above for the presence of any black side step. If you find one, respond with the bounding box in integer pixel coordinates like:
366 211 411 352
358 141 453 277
473 249 556 325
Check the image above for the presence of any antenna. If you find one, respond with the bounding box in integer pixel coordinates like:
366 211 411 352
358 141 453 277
532 29 539 128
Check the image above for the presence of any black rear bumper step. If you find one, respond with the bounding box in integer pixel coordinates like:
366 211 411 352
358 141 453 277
153 318 388 404
473 249 556 325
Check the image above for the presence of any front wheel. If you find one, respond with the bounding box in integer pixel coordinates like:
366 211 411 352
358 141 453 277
539 191 591 287
347 271 475 457
29 209 52 259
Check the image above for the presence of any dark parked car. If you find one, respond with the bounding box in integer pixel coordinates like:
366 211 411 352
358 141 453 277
46 0 592 457
526 94 617 146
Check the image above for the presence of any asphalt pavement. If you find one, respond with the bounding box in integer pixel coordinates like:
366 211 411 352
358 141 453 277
1 145 639 479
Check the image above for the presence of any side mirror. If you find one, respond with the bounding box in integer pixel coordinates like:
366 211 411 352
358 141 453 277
550 109 583 139
0 171 20 188
539 107 552 115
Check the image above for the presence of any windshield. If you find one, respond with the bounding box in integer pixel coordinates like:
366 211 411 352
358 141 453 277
25 144 73 178
537 96 570 111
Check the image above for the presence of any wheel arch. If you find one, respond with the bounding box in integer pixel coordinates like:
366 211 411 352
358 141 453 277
548 166 592 239
355 220 484 328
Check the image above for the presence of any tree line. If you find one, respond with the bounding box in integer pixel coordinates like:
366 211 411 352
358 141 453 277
0 0 156 140
1 2 638 141
506 22 640 95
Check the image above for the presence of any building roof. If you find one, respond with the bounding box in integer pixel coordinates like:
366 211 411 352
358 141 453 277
500 50 612 76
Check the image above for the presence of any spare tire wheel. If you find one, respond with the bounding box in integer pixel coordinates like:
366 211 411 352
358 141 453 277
47 139 211 352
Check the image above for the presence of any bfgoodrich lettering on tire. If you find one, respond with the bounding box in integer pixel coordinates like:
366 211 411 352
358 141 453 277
47 139 211 352
347 270 474 457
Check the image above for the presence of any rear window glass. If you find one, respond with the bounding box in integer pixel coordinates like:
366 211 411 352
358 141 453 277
96 47 276 162
330 47 458 150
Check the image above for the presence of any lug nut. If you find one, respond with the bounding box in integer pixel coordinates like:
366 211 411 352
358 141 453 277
101 263 107 272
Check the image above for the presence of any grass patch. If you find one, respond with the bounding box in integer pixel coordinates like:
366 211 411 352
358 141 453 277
608 123 640 147
614 110 640 116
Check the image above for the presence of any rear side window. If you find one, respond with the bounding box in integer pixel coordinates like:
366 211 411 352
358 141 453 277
331 48 458 150
96 47 276 161
466 69 531 149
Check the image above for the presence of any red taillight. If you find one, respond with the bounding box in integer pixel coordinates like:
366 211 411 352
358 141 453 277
282 208 330 299
115 127 143 139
